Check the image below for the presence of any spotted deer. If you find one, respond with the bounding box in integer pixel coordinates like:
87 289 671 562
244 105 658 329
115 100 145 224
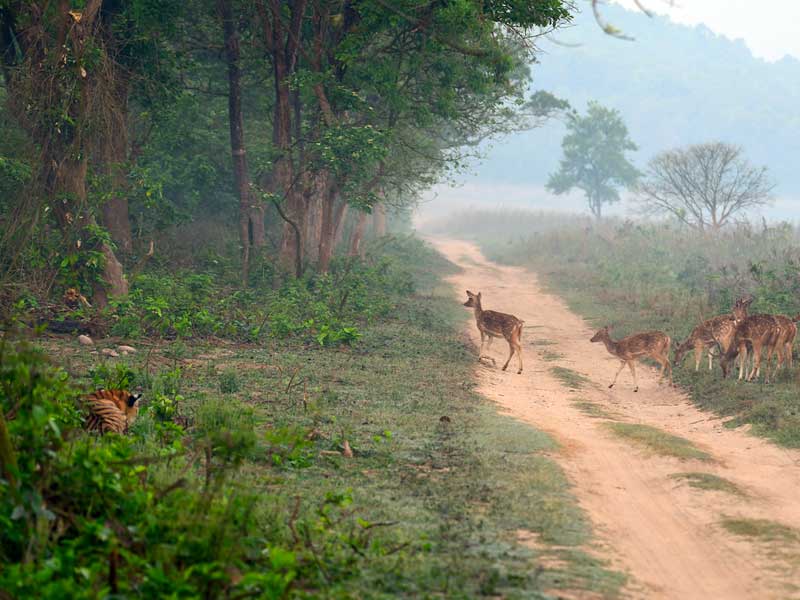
721 314 781 382
463 290 523 374
762 314 798 379
590 326 672 392
674 297 752 371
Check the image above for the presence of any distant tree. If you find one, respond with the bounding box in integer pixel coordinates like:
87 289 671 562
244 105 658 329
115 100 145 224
547 102 639 218
637 142 774 231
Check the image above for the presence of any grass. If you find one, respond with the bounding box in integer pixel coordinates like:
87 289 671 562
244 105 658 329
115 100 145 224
573 400 616 420
605 423 713 461
670 472 746 496
721 518 800 543
550 366 591 390
39 239 625 598
430 210 800 449
540 349 565 362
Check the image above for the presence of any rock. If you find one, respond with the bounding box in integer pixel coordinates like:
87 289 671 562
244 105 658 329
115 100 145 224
101 348 120 358
78 335 93 346
117 345 137 354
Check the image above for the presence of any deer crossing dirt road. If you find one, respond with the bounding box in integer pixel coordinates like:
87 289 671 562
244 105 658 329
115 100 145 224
432 237 800 600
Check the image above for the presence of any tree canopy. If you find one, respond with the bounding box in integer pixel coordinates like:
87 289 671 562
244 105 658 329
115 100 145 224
0 0 574 304
546 102 639 218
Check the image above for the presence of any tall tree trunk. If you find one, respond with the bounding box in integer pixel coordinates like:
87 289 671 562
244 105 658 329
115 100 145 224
99 88 133 254
3 1 128 306
98 6 133 254
348 211 369 258
334 202 349 248
47 154 127 307
259 0 307 276
373 200 387 237
318 182 346 274
219 0 257 285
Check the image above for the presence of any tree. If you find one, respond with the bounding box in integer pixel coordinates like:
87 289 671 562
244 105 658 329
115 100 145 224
636 142 774 231
547 102 639 218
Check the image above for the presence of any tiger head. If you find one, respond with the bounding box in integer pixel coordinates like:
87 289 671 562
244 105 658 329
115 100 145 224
124 392 142 424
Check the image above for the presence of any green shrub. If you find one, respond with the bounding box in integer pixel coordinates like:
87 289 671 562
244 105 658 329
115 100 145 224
219 368 241 393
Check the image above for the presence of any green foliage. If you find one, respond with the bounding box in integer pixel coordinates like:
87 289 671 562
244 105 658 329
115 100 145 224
218 368 241 393
316 324 362 346
547 102 639 218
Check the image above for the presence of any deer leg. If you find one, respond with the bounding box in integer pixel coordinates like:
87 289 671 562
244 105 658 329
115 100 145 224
629 361 638 392
707 349 713 371
515 340 523 375
501 340 515 372
694 343 702 371
747 344 761 382
609 361 626 389
738 346 747 381
478 332 496 366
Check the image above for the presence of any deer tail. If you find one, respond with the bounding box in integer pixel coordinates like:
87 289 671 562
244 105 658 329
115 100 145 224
516 321 524 340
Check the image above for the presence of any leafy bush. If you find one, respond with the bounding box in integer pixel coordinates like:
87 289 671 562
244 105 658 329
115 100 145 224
219 368 241 393
1 335 413 597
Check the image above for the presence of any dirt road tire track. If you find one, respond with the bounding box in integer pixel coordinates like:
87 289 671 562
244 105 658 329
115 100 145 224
433 237 800 599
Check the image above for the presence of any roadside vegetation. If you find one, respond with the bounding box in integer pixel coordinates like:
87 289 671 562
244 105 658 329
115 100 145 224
1 238 623 598
428 209 800 448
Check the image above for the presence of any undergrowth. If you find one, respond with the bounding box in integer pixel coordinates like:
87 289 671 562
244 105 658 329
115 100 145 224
1 237 623 598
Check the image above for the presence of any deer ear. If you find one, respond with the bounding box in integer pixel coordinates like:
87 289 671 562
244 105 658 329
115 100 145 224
477 292 482 300
128 393 142 408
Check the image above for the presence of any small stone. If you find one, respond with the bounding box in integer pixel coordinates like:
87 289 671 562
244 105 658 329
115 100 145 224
117 345 137 354
101 348 120 358
78 335 93 346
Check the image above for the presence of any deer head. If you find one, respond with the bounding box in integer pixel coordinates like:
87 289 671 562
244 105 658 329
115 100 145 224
732 296 753 321
463 290 481 308
590 326 611 343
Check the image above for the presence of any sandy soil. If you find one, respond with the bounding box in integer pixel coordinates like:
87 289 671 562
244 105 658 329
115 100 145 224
432 237 800 599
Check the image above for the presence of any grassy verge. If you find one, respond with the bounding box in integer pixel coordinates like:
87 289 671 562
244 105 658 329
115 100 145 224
605 423 712 461
670 472 746 496
573 400 617 420
550 366 592 390
18 238 624 598
432 210 800 448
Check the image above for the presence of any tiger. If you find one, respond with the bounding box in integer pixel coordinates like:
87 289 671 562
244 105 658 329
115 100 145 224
84 389 141 434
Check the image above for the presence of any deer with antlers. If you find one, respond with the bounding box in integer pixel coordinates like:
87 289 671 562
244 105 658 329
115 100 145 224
674 297 752 371
590 326 672 392
463 290 523 374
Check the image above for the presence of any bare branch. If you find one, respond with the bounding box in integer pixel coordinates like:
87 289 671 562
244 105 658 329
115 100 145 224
637 142 774 231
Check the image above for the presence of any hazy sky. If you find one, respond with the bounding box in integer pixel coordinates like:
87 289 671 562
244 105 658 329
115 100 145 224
610 0 800 61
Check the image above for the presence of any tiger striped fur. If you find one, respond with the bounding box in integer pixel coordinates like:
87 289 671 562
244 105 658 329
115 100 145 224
84 389 141 434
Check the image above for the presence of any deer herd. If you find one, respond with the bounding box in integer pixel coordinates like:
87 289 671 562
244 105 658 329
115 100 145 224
464 290 800 392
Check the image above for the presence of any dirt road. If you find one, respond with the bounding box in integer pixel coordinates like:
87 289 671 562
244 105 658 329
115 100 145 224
433 238 800 599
